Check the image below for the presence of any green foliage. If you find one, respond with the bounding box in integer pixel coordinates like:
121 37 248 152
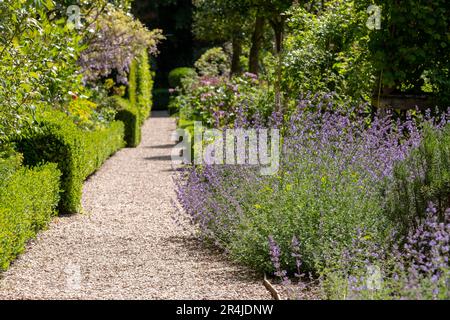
136 50 154 122
168 67 197 89
128 58 138 107
386 124 450 233
357 0 450 102
112 96 142 147
193 0 251 42
283 2 375 105
15 111 125 213
0 0 85 139
195 47 230 77
0 150 23 186
0 163 60 270
171 73 274 128
218 161 387 274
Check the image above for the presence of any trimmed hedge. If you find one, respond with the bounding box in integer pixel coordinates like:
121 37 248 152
112 96 141 147
15 111 125 213
136 50 153 122
0 163 60 270
128 58 138 108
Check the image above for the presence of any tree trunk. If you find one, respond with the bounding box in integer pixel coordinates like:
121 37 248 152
230 37 243 77
249 16 265 75
270 18 285 113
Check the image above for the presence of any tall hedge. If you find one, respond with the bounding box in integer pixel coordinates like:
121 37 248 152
128 58 138 108
113 96 141 147
0 163 60 270
136 50 154 122
15 111 125 213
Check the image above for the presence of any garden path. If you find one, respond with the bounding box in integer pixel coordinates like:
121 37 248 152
0 111 270 300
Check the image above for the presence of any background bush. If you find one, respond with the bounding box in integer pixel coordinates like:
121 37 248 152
0 162 60 270
168 67 197 89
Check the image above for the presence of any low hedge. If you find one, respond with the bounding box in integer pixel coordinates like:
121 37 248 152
15 111 124 213
0 162 60 270
112 96 141 147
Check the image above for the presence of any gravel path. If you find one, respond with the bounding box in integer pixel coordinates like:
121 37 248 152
0 111 270 300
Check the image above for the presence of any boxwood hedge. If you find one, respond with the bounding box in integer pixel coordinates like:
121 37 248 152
112 96 141 147
136 50 154 122
0 162 60 270
15 111 125 214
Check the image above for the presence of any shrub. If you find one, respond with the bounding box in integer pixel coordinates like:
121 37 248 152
127 58 138 107
0 163 60 270
171 73 273 128
112 96 142 147
385 122 450 233
194 47 230 77
168 67 197 89
283 3 374 105
0 149 22 185
15 111 124 213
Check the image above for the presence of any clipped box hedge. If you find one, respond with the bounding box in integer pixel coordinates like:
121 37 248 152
136 50 153 122
15 111 124 214
127 50 154 124
0 162 60 270
112 96 142 147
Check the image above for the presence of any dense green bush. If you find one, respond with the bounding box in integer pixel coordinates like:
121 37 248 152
386 123 450 233
127 58 138 107
15 111 124 213
355 0 450 103
136 50 154 122
168 67 197 89
195 47 230 77
112 96 142 147
283 2 374 105
0 163 60 270
0 149 22 185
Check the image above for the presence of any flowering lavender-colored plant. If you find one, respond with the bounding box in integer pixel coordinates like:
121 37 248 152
175 91 449 299
78 6 163 85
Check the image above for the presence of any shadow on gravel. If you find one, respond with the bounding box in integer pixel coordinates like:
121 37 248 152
144 155 173 161
144 144 176 149
150 111 169 118
167 235 263 283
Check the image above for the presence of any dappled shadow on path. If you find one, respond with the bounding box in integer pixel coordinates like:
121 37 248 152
143 155 173 162
166 234 264 284
143 144 176 149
